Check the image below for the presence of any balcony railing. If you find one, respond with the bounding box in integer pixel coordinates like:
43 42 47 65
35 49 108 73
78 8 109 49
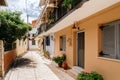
38 0 87 34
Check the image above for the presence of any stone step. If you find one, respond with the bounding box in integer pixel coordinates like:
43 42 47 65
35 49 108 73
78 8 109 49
69 66 83 76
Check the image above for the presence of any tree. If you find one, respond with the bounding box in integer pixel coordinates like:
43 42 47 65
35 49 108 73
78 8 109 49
0 11 32 51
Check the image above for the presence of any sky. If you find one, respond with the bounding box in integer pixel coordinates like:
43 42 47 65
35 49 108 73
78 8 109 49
1 0 41 23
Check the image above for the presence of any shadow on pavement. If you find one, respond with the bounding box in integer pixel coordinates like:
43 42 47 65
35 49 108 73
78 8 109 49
13 58 37 68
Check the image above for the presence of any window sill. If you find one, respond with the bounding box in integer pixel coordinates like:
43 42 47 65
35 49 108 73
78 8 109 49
97 57 120 63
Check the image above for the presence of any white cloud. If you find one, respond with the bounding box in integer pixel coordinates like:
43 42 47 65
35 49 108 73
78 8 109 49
2 0 41 23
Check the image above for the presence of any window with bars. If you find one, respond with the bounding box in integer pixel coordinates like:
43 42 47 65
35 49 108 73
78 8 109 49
60 36 66 51
32 40 36 45
100 20 120 59
33 34 35 37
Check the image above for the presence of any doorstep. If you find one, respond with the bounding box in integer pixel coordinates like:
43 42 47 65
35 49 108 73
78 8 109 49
69 66 84 76
49 61 77 79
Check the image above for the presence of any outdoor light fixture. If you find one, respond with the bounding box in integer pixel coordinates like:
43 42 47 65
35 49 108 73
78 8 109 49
72 23 77 29
72 21 79 30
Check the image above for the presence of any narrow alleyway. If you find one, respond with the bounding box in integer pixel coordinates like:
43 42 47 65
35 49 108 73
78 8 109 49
4 51 75 80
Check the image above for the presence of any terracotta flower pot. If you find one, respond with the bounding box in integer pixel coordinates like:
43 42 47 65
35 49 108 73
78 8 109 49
62 61 68 70
58 63 62 67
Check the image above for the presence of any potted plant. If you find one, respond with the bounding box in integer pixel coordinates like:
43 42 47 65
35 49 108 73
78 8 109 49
52 54 68 68
52 56 63 67
62 0 74 11
77 71 104 80
61 54 68 69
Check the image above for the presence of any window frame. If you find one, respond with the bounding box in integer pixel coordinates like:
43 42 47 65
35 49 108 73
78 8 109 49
100 19 120 60
46 36 50 46
60 35 66 51
32 40 36 45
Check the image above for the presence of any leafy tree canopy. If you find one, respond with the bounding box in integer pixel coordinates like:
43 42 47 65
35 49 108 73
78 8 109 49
0 11 32 50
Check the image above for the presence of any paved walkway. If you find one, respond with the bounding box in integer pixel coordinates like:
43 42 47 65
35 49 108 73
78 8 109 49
4 51 75 80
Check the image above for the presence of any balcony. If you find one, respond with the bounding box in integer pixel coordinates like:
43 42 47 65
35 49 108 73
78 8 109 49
43 0 86 32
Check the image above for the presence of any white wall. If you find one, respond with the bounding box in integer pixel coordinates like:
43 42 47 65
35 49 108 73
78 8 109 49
28 27 39 50
28 40 38 50
45 34 54 56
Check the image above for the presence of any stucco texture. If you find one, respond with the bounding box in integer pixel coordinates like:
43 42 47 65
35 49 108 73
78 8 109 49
54 2 120 80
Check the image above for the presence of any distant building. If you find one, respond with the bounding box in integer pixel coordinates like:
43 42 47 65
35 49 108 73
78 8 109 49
28 20 39 50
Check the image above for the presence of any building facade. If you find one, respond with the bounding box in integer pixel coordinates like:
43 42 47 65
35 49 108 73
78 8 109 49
28 20 39 50
36 0 120 80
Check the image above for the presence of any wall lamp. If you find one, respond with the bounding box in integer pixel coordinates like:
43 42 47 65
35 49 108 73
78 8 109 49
72 21 80 30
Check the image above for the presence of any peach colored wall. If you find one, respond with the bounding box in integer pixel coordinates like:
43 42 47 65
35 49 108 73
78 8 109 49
76 2 120 80
54 26 74 67
55 2 120 80
4 50 16 73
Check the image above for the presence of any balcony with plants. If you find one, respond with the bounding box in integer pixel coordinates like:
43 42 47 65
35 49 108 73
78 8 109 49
44 0 86 31
37 0 87 34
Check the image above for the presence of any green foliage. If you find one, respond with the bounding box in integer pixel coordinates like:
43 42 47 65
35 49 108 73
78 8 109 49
52 54 66 65
61 54 66 61
62 0 75 9
0 11 32 51
52 56 63 65
77 72 104 80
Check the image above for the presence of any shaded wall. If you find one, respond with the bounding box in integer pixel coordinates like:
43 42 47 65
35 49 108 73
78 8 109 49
4 50 16 73
0 40 4 77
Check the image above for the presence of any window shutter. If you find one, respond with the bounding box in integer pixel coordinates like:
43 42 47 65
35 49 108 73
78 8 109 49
102 25 116 58
62 36 66 51
64 36 66 51
118 24 120 59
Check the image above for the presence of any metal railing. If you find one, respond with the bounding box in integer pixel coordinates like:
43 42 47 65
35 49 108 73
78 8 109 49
38 0 86 33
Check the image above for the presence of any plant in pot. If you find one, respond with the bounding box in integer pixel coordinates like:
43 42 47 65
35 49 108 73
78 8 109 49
61 54 68 70
62 0 75 11
77 71 104 80
52 56 63 67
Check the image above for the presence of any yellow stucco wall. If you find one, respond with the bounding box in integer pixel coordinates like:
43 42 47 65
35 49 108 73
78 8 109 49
54 26 74 67
16 39 28 56
54 2 120 80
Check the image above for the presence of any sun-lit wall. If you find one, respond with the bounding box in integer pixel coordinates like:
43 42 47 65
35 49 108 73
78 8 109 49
16 39 28 56
54 2 120 80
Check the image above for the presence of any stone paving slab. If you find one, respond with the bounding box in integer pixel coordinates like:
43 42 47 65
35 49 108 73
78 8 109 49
4 51 75 80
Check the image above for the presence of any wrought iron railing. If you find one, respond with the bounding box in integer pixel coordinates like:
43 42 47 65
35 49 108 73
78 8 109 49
38 0 86 33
